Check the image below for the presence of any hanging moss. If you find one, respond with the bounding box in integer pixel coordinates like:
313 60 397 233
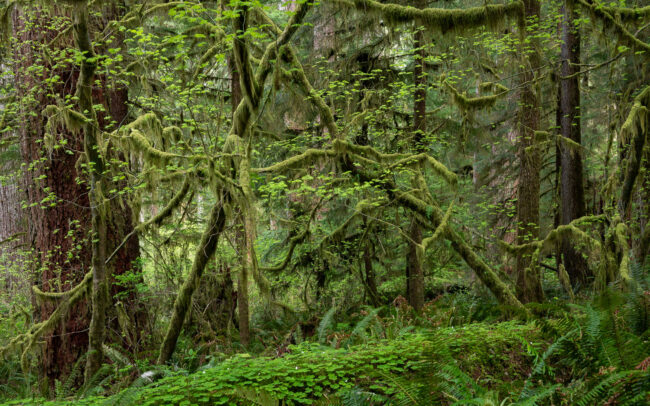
558 263 575 301
122 129 178 165
619 86 650 214
158 203 227 364
576 0 650 53
334 0 524 34
595 3 650 22
614 222 632 288
120 112 163 145
445 81 499 112
555 133 584 157
479 81 509 94
1 272 91 373
417 202 453 261
162 126 183 143
42 104 87 153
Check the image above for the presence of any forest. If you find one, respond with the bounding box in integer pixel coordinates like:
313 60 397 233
0 0 649 404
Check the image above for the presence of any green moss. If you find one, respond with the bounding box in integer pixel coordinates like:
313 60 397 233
335 0 524 34
445 81 499 112
596 3 650 22
479 81 509 94
1 272 91 373
576 0 650 52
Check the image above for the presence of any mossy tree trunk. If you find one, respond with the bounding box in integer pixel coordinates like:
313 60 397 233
12 4 142 390
362 242 381 307
71 3 108 383
559 0 589 287
405 1 427 313
158 203 227 364
229 47 250 348
515 0 544 303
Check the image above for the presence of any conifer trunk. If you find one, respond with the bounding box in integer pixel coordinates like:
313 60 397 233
515 0 544 303
229 51 250 347
363 243 380 307
12 4 142 388
405 0 427 313
558 0 589 286
72 4 108 382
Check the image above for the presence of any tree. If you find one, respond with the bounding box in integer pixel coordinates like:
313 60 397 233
4 2 144 388
558 0 589 286
404 0 428 313
515 0 544 303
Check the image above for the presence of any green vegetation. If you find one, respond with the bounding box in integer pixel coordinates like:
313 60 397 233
0 0 649 404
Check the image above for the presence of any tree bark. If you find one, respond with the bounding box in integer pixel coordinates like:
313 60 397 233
405 1 427 313
228 50 250 348
158 203 226 364
558 0 589 286
362 243 381 307
515 0 544 303
72 4 109 383
11 4 142 389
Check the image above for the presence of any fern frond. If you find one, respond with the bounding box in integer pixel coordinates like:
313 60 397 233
318 306 337 344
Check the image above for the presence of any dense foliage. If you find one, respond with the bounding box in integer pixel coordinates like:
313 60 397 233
0 0 649 404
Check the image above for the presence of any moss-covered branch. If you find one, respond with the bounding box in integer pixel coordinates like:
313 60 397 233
1 272 91 373
619 86 650 214
331 0 523 33
158 202 227 364
576 0 650 53
105 176 193 264
445 81 500 112
590 2 650 22
342 157 525 313
253 149 336 173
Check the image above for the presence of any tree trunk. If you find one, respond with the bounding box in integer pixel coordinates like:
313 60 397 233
362 243 381 307
559 0 589 286
0 175 26 290
158 203 227 364
515 0 544 303
405 4 427 313
229 51 250 348
12 4 142 389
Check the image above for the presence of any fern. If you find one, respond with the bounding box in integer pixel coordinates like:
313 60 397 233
339 387 387 406
317 305 337 344
231 387 280 405
576 371 631 406
56 352 87 399
75 363 112 399
346 307 381 346
516 384 559 406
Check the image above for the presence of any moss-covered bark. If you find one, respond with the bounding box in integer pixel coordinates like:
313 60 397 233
157 202 226 364
70 2 108 383
332 0 524 33
515 0 543 303
559 0 590 286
